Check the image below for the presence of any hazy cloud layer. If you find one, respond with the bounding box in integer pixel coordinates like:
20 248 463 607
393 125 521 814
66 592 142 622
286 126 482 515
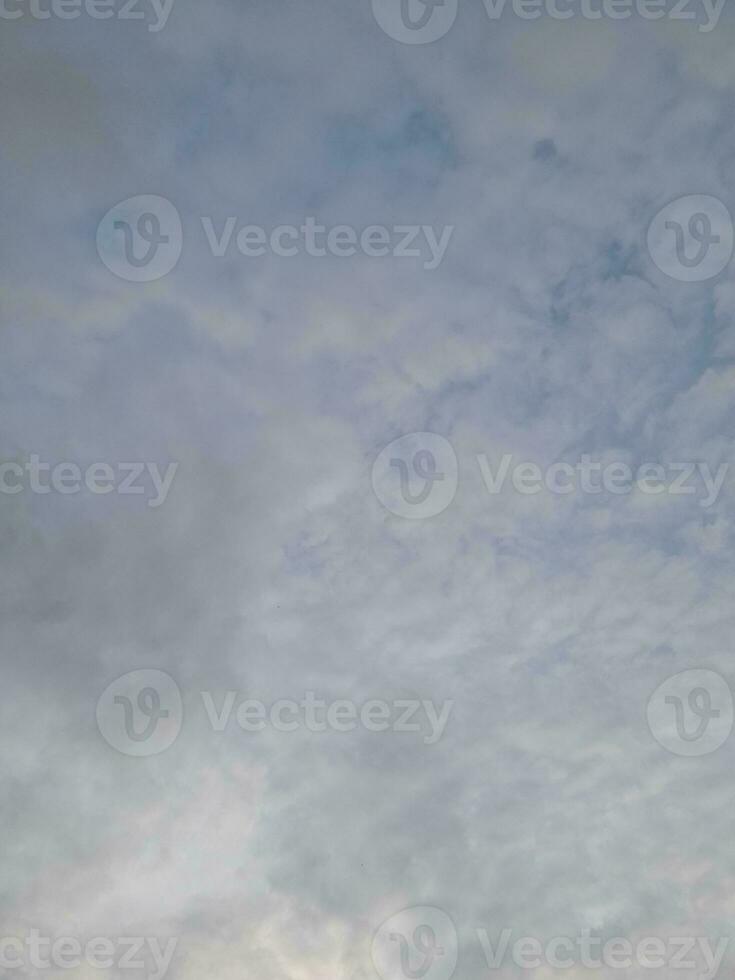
2 4 735 980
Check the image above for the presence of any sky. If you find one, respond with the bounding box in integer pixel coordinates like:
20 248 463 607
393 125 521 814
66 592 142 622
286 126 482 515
2 3 735 980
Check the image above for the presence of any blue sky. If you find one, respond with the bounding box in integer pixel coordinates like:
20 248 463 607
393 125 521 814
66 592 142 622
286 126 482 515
2 3 735 980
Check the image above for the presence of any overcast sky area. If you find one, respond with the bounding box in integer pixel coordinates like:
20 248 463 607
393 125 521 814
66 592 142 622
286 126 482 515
2 3 735 980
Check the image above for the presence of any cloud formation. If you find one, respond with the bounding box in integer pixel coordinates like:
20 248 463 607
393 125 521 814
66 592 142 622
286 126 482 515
2 4 735 980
